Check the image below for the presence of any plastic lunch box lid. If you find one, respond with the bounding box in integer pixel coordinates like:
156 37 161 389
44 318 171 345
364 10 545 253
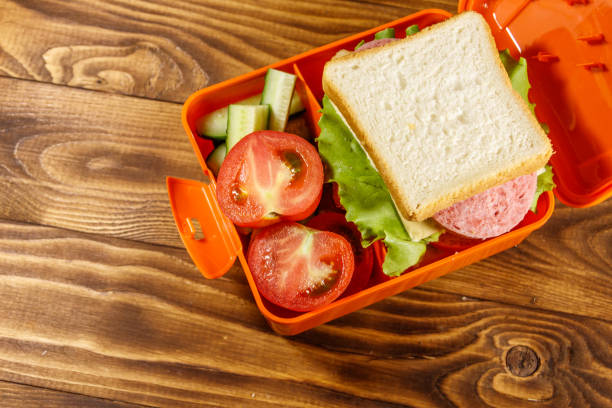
460 0 612 208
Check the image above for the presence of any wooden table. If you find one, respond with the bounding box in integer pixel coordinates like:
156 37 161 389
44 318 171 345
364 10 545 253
1 1 611 407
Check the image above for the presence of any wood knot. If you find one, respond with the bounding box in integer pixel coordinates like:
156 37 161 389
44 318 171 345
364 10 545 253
506 345 539 377
42 41 207 100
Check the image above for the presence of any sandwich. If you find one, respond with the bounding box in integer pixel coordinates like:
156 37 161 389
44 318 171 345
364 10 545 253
317 12 554 276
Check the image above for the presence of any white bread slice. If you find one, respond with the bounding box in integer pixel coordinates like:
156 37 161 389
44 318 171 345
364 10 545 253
322 11 553 222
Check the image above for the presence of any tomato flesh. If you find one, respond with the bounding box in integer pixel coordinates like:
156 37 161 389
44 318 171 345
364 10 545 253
216 131 324 227
307 211 373 296
247 222 354 312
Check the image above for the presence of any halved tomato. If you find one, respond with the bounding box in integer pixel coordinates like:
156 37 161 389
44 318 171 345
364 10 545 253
307 212 373 296
247 222 354 312
216 131 324 228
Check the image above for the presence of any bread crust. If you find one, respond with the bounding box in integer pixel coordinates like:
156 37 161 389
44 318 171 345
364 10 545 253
322 11 552 222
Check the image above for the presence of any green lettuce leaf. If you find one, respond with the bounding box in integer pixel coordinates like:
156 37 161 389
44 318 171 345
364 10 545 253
531 165 555 212
499 49 550 134
423 230 443 244
499 49 534 113
317 96 426 276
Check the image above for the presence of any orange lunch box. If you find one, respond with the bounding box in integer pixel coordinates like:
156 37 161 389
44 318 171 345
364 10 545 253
168 3 611 335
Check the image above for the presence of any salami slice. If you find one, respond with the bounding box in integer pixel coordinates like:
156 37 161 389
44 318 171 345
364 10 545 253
433 173 538 239
357 38 398 51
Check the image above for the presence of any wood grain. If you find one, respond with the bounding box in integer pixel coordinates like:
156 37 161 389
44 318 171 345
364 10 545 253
1 219 611 407
426 198 612 322
0 0 456 101
1 75 611 325
0 76 200 248
1 2 611 406
0 380 149 408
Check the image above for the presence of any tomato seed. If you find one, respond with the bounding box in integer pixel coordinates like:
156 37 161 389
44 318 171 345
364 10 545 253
231 184 248 203
280 151 303 183
305 268 339 297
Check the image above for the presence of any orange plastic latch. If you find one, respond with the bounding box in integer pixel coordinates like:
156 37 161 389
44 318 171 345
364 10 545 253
167 176 242 279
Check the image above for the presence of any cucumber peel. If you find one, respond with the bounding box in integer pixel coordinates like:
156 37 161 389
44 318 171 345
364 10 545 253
374 28 395 39
261 68 296 132
289 91 305 116
405 25 419 36
226 104 270 151
206 143 227 177
196 94 261 139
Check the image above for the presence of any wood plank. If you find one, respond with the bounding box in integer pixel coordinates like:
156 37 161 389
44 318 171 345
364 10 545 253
3 2 610 408
1 75 611 324
0 76 200 248
0 0 456 101
1 220 611 407
0 380 149 408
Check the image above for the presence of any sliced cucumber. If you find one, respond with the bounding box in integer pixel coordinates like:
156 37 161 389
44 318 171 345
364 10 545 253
289 90 305 116
405 24 419 36
197 88 303 139
196 109 227 139
206 143 227 177
239 94 264 105
374 28 395 39
226 104 270 151
260 68 296 132
196 93 262 139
